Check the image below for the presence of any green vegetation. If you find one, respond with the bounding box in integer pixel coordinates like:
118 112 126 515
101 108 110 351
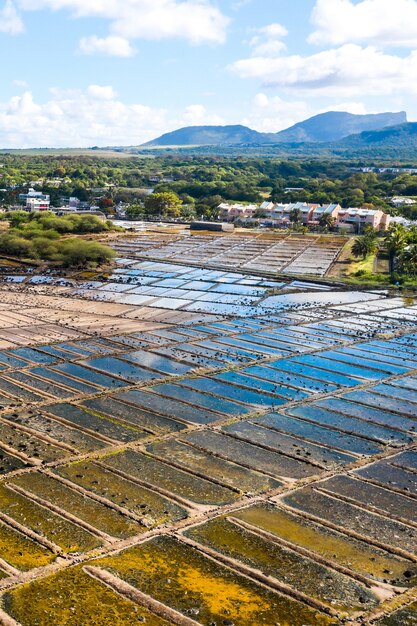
0 211 116 268
2 154 417 222
144 191 183 217
352 227 378 260
339 224 417 290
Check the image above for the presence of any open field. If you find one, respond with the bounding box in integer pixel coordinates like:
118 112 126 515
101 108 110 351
0 238 415 625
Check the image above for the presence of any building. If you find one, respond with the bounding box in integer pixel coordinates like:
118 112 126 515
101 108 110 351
262 202 320 225
25 197 51 211
191 221 234 232
391 197 416 207
218 203 258 221
218 200 392 232
19 188 50 210
336 208 391 232
310 204 341 226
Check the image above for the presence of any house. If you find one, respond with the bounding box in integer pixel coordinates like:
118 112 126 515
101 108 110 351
25 198 51 211
18 188 50 211
391 197 416 207
19 188 50 207
218 203 258 221
310 204 341 226
336 208 390 232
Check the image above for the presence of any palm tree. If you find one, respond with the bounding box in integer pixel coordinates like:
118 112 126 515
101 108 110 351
352 238 369 260
397 244 417 276
384 224 407 273
352 235 378 260
318 213 334 230
289 208 302 224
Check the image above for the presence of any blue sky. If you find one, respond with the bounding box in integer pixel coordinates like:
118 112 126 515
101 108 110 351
1 0 417 147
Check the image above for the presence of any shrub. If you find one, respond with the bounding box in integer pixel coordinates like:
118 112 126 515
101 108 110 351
58 239 115 268
0 233 34 257
31 237 60 261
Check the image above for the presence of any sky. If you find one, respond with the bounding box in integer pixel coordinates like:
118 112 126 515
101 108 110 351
1 0 417 147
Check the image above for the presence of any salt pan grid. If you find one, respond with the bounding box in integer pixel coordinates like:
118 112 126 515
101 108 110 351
0 259 415 625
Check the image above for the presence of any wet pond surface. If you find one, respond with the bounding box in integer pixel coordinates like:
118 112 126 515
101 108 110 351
0 256 415 625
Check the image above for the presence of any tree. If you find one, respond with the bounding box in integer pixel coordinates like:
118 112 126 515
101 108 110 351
318 213 335 230
352 236 378 260
125 205 145 219
98 197 114 210
289 208 302 223
385 224 407 273
397 244 417 276
144 192 182 218
59 240 116 268
8 211 29 229
0 233 33 258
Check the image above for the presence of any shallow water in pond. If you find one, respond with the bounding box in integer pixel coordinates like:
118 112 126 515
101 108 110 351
82 396 186 434
3 566 171 626
254 412 382 456
317 475 417 524
283 487 416 553
185 517 378 613
115 389 220 424
183 430 318 480
54 461 187 525
11 472 142 539
355 459 417 496
148 439 281 493
47 403 149 443
214 371 310 401
5 411 106 453
234 504 416 586
0 484 101 553
97 535 335 626
103 449 238 506
151 382 251 415
53 363 128 389
287 404 412 444
223 421 355 468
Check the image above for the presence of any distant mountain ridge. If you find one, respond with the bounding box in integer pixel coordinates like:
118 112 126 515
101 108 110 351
336 122 417 148
143 111 407 147
142 125 269 146
274 111 407 143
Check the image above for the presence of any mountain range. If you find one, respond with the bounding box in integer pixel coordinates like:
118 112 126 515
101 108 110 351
143 111 407 147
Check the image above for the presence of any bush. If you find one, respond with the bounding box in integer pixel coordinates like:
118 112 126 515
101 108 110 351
8 211 30 229
68 214 108 234
17 223 60 240
36 216 75 233
31 237 60 261
58 239 116 268
0 233 34 257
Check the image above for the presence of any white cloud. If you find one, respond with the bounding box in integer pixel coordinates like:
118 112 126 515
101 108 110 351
242 93 370 133
12 79 29 88
0 0 24 34
230 44 417 97
243 93 310 132
13 0 229 51
310 0 417 48
86 85 118 100
182 104 224 125
249 22 287 56
79 35 135 57
0 86 226 148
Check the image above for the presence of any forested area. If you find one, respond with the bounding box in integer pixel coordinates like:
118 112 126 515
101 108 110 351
0 211 116 267
1 154 417 220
